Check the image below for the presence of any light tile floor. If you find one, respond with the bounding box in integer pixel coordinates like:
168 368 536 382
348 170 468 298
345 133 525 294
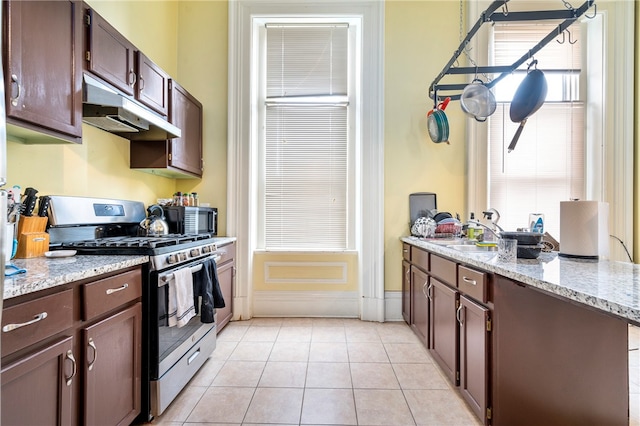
148 318 640 426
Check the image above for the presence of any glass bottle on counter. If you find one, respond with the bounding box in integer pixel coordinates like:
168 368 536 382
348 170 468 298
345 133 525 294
174 192 183 206
191 192 199 206
182 193 190 206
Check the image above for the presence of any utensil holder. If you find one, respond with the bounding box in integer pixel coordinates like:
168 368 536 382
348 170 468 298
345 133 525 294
15 216 49 258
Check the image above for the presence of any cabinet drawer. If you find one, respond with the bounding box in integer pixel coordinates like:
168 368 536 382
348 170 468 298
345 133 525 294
402 243 411 261
216 243 235 265
411 247 429 272
82 269 142 321
458 265 487 303
2 289 73 357
430 254 456 285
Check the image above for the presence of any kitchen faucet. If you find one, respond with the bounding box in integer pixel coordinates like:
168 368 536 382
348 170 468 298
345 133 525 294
482 208 505 233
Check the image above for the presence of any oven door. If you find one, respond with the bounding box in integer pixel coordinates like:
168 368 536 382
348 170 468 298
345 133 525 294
149 254 219 416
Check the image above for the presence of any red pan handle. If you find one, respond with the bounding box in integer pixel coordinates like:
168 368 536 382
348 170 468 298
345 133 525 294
439 97 451 111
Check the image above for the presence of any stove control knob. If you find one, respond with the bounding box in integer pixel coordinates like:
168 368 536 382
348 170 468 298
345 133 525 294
190 248 201 257
179 252 188 262
167 254 178 264
202 245 211 254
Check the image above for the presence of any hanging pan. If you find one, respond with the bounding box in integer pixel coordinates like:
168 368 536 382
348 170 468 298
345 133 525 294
460 79 496 122
427 97 450 144
507 60 548 152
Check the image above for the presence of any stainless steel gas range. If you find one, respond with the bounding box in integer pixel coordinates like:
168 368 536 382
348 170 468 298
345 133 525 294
47 196 222 421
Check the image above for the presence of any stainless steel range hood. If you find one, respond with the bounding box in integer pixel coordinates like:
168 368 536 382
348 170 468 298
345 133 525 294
82 73 181 140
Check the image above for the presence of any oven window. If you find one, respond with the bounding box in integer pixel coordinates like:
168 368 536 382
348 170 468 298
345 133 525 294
158 314 203 362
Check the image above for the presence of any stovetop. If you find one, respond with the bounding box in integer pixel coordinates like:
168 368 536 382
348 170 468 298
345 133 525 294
61 233 215 251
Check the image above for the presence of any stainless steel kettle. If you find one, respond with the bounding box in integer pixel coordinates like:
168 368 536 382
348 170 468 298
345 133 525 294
139 204 169 236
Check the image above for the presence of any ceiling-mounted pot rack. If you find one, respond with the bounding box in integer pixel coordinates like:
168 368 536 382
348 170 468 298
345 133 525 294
429 0 596 104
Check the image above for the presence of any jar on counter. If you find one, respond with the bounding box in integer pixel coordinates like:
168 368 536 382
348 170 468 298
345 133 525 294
182 193 190 206
191 192 199 207
189 193 195 207
174 192 183 206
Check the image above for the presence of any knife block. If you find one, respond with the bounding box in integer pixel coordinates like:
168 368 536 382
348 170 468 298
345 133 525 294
15 216 49 259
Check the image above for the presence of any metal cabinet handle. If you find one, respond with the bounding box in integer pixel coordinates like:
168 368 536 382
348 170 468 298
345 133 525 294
106 283 128 295
427 282 433 300
87 338 97 371
10 74 21 107
422 279 429 298
2 312 48 332
456 305 464 325
65 350 77 386
139 76 145 91
129 69 137 86
462 276 477 286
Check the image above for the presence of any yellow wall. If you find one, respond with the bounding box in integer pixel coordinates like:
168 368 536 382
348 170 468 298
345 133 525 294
384 1 467 291
6 1 230 235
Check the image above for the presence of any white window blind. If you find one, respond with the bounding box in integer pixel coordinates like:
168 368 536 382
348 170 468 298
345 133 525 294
264 24 349 250
488 23 584 237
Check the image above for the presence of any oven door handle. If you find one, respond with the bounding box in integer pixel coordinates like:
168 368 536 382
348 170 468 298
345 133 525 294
158 254 221 287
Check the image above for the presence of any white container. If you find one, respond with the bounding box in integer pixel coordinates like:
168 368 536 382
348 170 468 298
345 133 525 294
529 213 544 234
559 201 609 259
5 223 15 263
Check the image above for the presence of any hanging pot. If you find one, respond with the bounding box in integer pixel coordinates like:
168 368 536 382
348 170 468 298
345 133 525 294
427 97 450 144
508 62 548 152
460 79 496 122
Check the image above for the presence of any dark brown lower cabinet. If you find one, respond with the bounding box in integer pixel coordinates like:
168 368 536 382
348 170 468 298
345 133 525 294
410 266 429 345
1 336 75 425
84 303 141 426
458 295 489 422
492 276 628 426
429 278 459 385
402 260 411 324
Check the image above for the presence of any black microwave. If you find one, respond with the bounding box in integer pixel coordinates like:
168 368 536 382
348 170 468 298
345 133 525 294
162 206 217 235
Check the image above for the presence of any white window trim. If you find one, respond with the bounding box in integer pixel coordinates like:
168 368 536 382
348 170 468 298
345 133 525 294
228 0 385 321
465 1 634 262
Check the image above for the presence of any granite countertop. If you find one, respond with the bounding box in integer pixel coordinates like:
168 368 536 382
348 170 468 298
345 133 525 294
402 236 640 325
3 236 237 301
4 254 149 300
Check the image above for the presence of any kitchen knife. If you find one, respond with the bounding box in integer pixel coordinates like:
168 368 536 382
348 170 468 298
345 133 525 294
21 187 38 216
37 195 51 217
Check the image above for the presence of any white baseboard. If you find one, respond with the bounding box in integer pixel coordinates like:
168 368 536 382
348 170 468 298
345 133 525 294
253 291 360 318
384 291 404 322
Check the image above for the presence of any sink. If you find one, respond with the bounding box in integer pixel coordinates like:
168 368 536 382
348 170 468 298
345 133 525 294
447 244 498 252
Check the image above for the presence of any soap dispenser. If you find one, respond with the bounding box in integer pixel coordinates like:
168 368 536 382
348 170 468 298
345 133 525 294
467 213 482 241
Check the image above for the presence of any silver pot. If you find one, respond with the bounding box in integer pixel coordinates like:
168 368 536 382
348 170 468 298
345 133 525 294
139 204 169 236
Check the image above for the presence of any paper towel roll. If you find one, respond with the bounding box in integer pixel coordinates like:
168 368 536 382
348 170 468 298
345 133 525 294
559 201 609 259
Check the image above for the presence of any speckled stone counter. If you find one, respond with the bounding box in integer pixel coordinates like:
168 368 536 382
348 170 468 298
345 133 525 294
3 255 149 300
402 236 640 325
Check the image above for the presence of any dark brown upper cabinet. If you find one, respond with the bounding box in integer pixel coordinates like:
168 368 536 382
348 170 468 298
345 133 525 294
130 80 203 179
85 8 169 118
3 0 83 143
84 8 136 97
136 52 170 117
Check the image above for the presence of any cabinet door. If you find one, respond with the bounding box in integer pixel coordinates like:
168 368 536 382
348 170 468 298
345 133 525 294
1 336 75 425
459 295 489 423
136 52 169 116
429 278 459 385
4 0 83 138
410 266 428 344
86 8 136 96
402 260 411 324
169 81 203 176
216 258 235 332
83 302 141 426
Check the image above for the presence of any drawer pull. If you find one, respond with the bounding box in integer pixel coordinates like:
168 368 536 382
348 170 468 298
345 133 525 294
462 276 477 286
87 338 97 371
65 350 77 386
188 348 200 365
106 283 129 295
2 312 48 332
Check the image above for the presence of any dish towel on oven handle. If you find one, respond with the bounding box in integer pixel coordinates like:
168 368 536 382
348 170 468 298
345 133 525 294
193 257 225 324
167 266 196 327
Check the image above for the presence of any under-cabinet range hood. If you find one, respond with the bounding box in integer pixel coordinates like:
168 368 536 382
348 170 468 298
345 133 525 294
82 73 181 140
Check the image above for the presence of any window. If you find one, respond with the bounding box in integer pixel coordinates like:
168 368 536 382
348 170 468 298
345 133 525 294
487 22 584 237
258 21 357 250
